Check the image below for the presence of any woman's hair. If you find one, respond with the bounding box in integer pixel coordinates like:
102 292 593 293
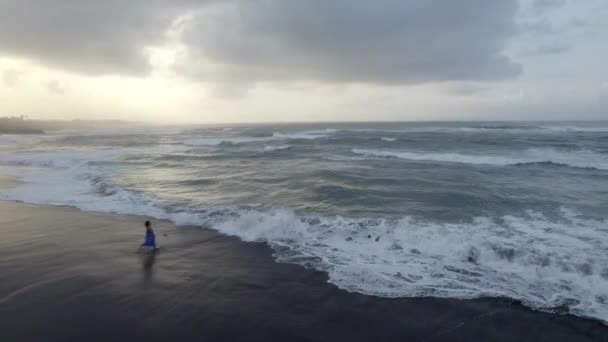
145 220 151 227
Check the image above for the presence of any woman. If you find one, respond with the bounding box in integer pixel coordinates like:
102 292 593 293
141 220 156 249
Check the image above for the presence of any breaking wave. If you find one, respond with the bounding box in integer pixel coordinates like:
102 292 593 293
1 122 608 323
351 148 608 170
1 151 607 321
184 130 331 146
263 145 291 152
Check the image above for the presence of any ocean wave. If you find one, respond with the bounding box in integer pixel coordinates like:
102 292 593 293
336 125 608 134
0 135 29 145
381 137 397 142
0 134 56 147
2 131 608 322
460 125 608 133
466 125 541 130
351 148 608 170
511 161 594 169
263 144 291 152
463 125 608 133
183 130 330 146
216 208 608 317
0 149 119 169
542 126 608 133
2 161 608 321
336 126 538 133
352 149 516 165
271 132 330 140
183 136 273 146
324 155 369 162
175 178 218 186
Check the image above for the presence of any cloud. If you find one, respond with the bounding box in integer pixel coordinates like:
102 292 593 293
518 1 593 36
536 42 571 54
444 83 492 96
46 80 67 95
568 17 587 29
0 1 522 86
0 0 212 76
1 68 22 87
179 0 522 85
531 0 566 14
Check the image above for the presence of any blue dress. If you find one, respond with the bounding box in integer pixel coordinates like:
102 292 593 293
142 230 156 248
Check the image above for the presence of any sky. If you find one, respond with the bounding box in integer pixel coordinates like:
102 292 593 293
0 0 606 123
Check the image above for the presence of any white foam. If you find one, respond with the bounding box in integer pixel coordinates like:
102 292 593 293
183 130 330 146
183 136 273 146
271 132 329 140
542 126 608 133
263 144 291 152
0 149 187 221
324 155 369 162
212 208 608 319
338 125 608 134
381 137 397 142
0 149 119 169
2 146 608 322
343 127 540 133
0 134 53 147
186 206 608 321
0 135 26 145
352 148 608 170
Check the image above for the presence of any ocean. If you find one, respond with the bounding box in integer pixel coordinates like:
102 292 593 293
1 121 607 322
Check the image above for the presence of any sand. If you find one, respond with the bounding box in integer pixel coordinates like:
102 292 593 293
0 201 606 341
0 174 18 189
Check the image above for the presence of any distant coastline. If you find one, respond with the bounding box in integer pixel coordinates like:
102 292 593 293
0 116 45 134
0 128 45 134
0 116 141 134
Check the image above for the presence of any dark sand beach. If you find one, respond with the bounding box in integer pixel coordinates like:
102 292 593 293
1 201 607 341
0 174 18 190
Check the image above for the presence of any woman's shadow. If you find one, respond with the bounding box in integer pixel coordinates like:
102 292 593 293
141 250 157 282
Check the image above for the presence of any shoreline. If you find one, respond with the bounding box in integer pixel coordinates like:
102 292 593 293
1 200 607 341
0 174 19 189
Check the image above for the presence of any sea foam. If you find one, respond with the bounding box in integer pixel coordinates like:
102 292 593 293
351 148 608 170
2 127 608 323
183 130 331 146
1 147 608 322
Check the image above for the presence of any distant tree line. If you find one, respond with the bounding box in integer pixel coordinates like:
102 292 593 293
0 115 45 134
0 116 140 134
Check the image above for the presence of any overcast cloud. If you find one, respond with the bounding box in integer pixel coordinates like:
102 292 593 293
0 0 209 75
181 0 521 84
0 0 523 84
0 0 605 121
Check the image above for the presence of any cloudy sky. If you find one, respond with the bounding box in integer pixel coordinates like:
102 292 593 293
0 0 606 123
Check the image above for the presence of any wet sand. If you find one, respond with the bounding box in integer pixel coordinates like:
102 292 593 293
0 201 606 341
0 174 18 189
